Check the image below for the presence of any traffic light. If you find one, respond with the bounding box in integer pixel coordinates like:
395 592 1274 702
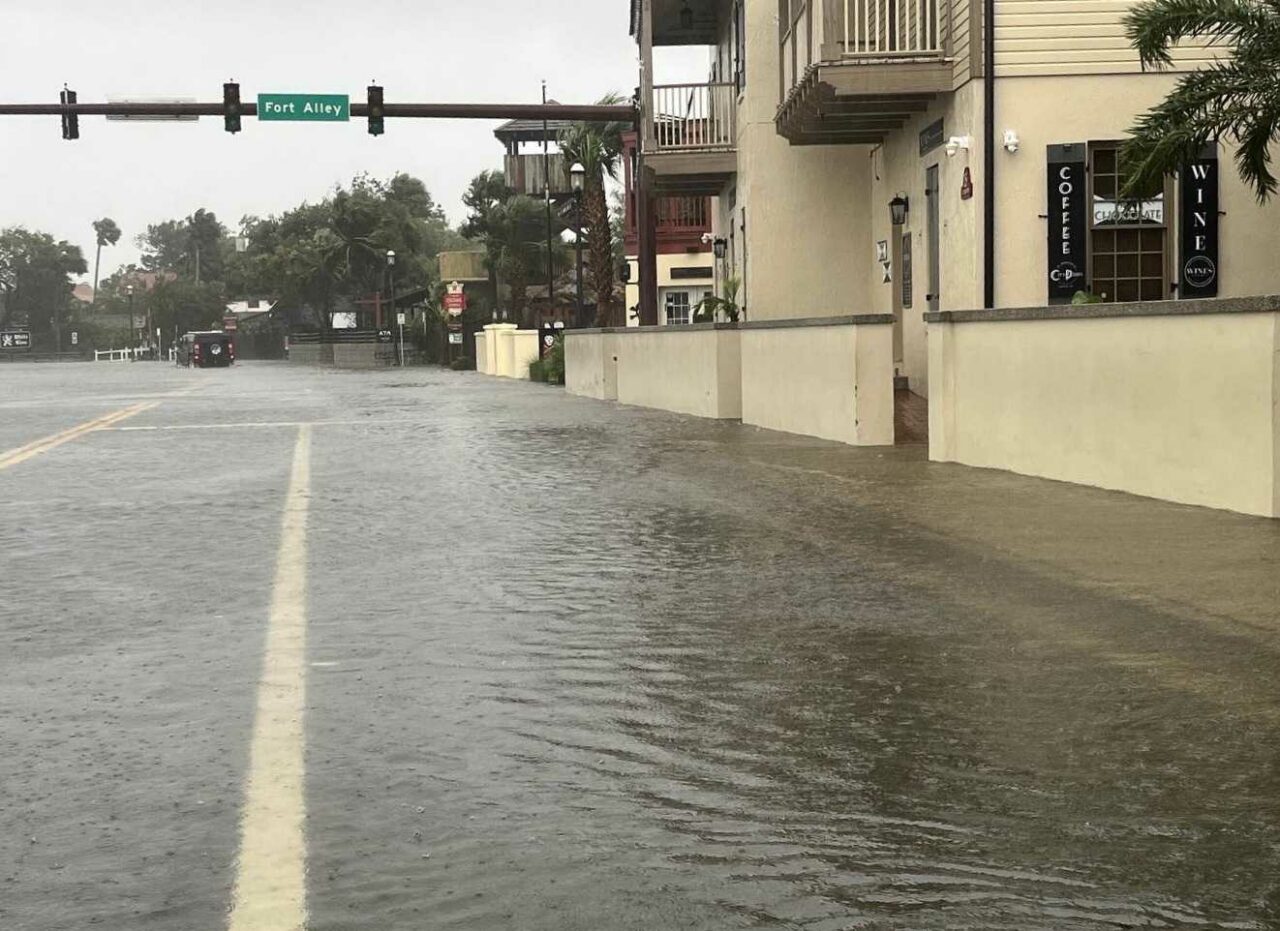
60 87 78 140
223 81 241 134
367 84 384 136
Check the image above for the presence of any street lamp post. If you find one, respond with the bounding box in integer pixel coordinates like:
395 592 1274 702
386 250 402 367
126 284 136 358
570 162 586 328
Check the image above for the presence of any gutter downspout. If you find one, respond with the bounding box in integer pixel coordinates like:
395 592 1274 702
983 0 996 308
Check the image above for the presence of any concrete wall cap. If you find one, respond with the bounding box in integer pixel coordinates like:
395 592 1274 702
925 294 1280 324
741 314 896 330
570 322 740 335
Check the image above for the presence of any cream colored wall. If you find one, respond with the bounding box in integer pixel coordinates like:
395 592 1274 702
565 332 618 401
867 81 984 397
741 322 895 445
512 331 540 380
929 311 1280 518
614 328 743 419
737 0 873 320
474 333 490 374
990 75 1280 308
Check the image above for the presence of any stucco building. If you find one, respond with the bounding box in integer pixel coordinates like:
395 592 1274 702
566 0 1280 518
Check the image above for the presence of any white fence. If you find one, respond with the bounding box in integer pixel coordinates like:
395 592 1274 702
841 0 944 56
94 347 153 362
651 83 737 151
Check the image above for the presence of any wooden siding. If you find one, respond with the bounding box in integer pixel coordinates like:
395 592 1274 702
994 0 1219 75
951 0 972 85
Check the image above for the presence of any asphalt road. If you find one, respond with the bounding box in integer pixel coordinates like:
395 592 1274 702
2 361 1278 930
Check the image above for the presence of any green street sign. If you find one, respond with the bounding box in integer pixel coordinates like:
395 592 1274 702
257 93 350 122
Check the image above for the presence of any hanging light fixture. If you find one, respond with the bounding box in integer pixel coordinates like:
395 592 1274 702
680 1 695 30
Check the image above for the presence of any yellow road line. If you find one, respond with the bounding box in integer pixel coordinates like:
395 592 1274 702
0 401 159 471
229 425 312 931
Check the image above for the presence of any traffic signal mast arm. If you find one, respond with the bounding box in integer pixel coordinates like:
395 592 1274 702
0 99 636 121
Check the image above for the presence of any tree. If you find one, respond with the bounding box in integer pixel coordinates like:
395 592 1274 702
90 217 121 304
558 94 630 325
227 173 461 332
137 209 227 281
1121 0 1280 200
0 228 87 349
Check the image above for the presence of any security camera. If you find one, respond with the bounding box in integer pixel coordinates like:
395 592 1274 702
944 135 972 158
1003 130 1020 153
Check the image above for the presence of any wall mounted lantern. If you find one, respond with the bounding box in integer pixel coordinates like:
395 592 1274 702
889 195 910 227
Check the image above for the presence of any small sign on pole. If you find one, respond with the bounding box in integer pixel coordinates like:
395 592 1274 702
396 312 406 326
448 332 463 345
70 331 79 346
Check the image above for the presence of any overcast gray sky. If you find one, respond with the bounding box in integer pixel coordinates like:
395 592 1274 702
4 0 705 281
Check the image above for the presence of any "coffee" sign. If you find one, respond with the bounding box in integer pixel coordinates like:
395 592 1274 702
1046 143 1088 302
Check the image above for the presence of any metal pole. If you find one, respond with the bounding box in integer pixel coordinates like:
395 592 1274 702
542 81 555 329
575 192 585 327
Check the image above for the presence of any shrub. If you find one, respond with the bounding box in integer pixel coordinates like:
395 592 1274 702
528 358 548 382
450 355 475 371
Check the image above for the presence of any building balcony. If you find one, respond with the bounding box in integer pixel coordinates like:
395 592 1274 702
624 194 713 254
503 153 579 199
644 82 738 196
775 0 957 145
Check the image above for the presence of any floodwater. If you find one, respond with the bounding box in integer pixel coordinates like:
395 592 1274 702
1 361 1278 930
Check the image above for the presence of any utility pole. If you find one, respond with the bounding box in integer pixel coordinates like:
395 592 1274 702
542 80 554 330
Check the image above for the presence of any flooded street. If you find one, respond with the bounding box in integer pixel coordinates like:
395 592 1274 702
2 361 1279 930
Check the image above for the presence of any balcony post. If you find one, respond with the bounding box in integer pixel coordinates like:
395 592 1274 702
637 164 659 327
636 0 659 326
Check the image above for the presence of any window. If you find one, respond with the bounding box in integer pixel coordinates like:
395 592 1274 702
664 291 692 325
1090 145 1168 303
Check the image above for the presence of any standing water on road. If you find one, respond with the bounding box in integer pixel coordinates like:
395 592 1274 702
1 363 1278 930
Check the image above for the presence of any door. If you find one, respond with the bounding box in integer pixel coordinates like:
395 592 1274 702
926 164 941 312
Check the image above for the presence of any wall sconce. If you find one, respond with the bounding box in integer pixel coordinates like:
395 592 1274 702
713 238 727 260
889 194 909 227
1002 129 1020 153
944 135 972 158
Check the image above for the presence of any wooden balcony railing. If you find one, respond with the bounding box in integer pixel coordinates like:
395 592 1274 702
650 82 737 152
838 0 946 57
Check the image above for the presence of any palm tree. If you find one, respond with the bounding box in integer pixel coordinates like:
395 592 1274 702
493 196 565 328
559 94 629 326
90 217 121 305
1121 0 1280 200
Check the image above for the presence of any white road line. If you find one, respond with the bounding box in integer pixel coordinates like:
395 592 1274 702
110 419 438 432
228 425 311 931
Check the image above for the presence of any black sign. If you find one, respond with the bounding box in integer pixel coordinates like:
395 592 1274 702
919 119 944 157
1046 143 1088 302
670 266 713 280
901 233 913 309
1180 145 1219 298
0 330 32 350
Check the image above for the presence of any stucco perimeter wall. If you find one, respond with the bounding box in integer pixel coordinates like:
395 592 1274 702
928 298 1280 518
511 331 539 380
474 333 490 374
565 331 618 401
741 317 896 447
612 326 743 420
